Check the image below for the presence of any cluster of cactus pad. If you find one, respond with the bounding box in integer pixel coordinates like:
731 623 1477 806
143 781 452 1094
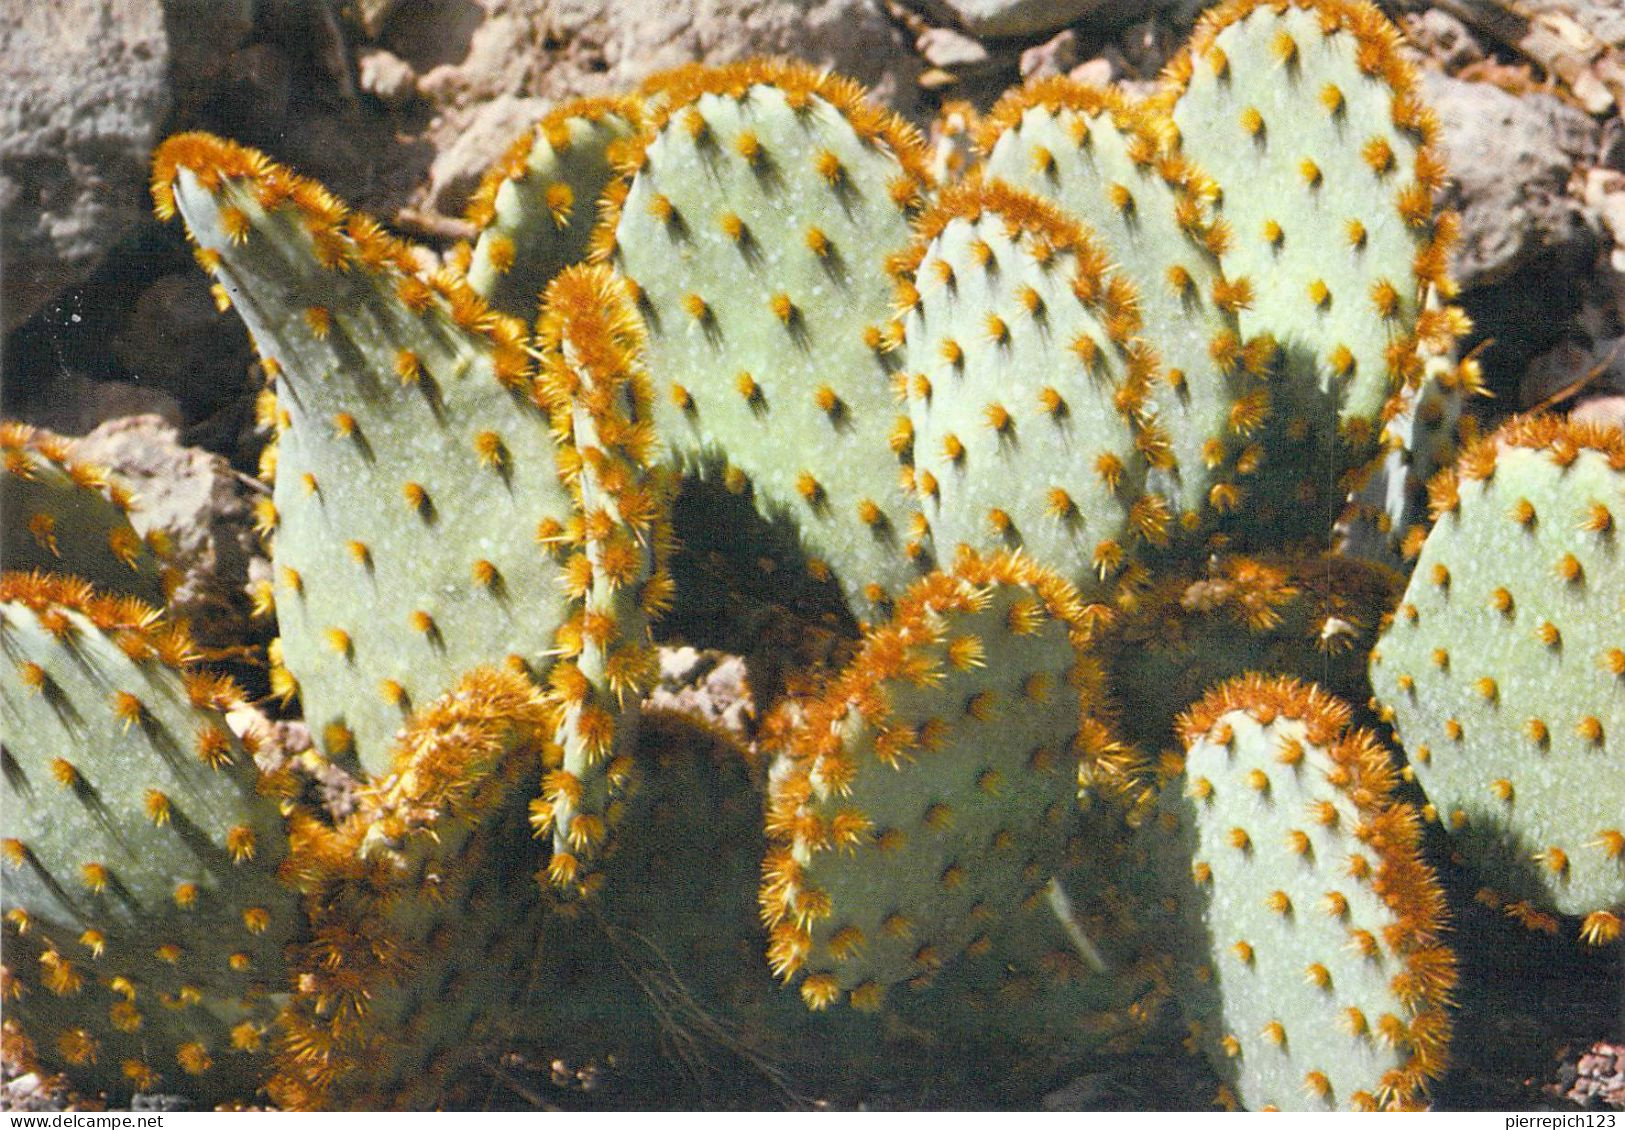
3 0 1619 1111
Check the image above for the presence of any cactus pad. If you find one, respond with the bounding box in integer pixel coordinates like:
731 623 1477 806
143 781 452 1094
0 573 297 1104
761 548 1129 1011
604 61 936 622
1163 0 1460 529
1 423 169 604
980 81 1271 541
898 180 1162 597
1154 675 1454 1110
153 134 579 774
1371 416 1625 945
463 97 646 321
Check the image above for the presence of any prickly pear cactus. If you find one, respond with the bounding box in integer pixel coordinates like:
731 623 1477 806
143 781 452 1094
270 668 555 1110
1371 416 1625 946
0 573 298 1104
1161 0 1462 530
979 80 1272 542
604 61 936 622
1 423 169 604
1106 552 1400 756
152 134 580 777
761 548 1131 1011
898 179 1163 598
464 97 645 320
1153 675 1454 1110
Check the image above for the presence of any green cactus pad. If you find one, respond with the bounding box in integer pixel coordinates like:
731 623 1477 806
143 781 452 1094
463 96 646 321
1106 552 1400 756
1371 416 1625 946
898 179 1163 598
530 264 674 891
604 60 936 623
980 80 1272 540
270 668 555 1110
153 133 578 775
1162 0 1460 531
0 573 297 1104
761 548 1132 1011
1153 675 1454 1110
1 423 169 604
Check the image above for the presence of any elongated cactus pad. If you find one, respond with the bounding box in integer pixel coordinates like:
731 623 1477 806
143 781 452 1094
980 80 1271 541
0 573 297 1104
898 180 1162 597
605 60 936 622
1371 416 1625 946
153 134 578 775
1152 675 1454 1110
1 423 169 604
530 264 673 891
270 668 555 1110
1163 0 1461 530
761 548 1130 1011
464 97 645 321
1106 552 1400 756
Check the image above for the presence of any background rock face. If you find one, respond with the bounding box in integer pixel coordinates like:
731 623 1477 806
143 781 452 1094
1 1 170 332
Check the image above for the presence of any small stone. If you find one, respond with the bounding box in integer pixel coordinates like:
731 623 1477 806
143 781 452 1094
1068 57 1115 86
917 26 991 71
358 47 417 108
1021 28 1079 80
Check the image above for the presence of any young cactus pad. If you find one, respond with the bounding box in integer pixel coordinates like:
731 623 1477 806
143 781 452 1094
0 573 297 1104
898 179 1164 597
153 134 580 774
270 668 556 1110
604 61 936 622
463 97 646 321
1371 416 1625 945
1 423 168 604
1162 0 1460 523
1154 676 1454 1110
530 264 673 891
979 80 1271 538
761 548 1128 1011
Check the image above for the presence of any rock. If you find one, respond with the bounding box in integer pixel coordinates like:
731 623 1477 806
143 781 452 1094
1402 8 1484 71
421 93 552 220
1426 71 1601 291
211 41 295 142
650 647 756 738
903 0 1148 40
1068 57 1115 86
1020 28 1079 80
13 371 184 436
110 272 256 422
1572 394 1625 430
358 47 418 108
74 415 262 648
162 0 257 113
1 0 171 332
918 25 993 71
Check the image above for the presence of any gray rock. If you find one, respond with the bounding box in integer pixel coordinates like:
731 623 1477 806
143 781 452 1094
358 47 419 108
1 1 171 332
75 415 262 648
917 25 993 70
902 0 1159 40
111 272 255 421
161 0 257 113
1403 8 1484 71
1021 28 1080 80
1426 71 1601 290
421 93 552 219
